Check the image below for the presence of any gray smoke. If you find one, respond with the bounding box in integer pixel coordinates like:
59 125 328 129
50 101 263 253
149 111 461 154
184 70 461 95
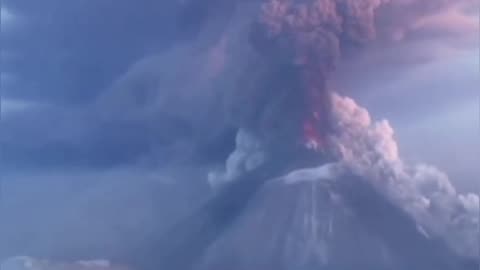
224 0 478 151
236 0 390 147
89 0 477 155
329 93 479 257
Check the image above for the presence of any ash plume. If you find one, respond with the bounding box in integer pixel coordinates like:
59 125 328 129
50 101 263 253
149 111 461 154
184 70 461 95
234 0 389 148
209 0 478 178
225 0 478 152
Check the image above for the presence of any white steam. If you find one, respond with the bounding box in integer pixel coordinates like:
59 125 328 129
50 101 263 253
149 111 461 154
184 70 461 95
329 92 479 257
282 163 341 185
208 129 266 187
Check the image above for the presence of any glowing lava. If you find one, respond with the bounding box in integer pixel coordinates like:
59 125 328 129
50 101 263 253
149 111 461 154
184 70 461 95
303 116 323 151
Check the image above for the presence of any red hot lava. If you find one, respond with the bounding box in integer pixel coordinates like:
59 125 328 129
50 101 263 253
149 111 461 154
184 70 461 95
303 115 323 151
301 77 329 152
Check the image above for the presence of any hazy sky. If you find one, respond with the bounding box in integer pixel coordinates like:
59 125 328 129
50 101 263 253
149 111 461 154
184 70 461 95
1 0 478 261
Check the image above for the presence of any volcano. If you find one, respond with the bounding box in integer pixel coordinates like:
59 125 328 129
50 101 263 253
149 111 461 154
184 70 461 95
127 148 478 270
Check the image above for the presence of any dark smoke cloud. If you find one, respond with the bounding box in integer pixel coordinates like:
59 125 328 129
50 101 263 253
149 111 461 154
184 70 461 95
5 0 476 171
224 0 478 151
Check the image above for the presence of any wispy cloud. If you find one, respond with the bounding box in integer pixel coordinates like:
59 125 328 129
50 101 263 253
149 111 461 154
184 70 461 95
1 7 15 23
1 98 38 117
409 4 479 44
1 6 18 31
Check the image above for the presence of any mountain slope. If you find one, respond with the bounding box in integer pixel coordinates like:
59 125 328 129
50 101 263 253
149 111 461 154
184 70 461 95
195 172 477 270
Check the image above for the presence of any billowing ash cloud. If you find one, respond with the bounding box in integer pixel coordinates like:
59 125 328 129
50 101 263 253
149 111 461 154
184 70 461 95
329 93 479 257
226 0 478 150
7 0 473 172
235 0 390 147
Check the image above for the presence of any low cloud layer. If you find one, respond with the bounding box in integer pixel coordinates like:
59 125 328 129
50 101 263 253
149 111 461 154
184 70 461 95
1 166 212 261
